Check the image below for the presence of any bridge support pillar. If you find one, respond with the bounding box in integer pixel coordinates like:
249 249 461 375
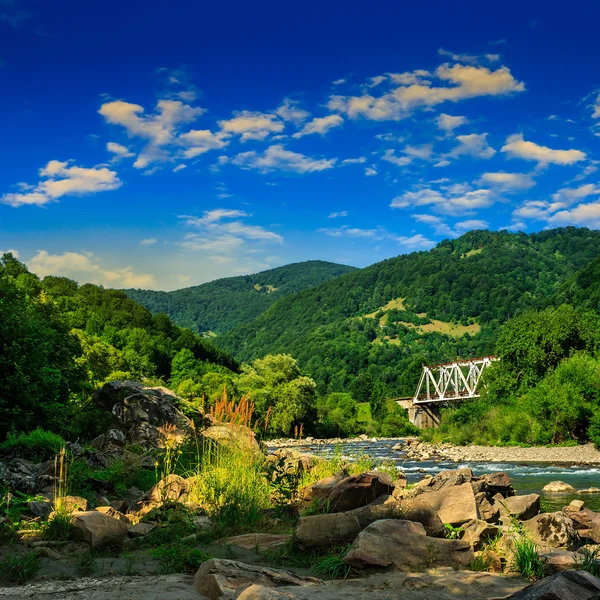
397 399 441 429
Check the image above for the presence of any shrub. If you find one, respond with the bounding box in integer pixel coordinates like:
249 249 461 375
0 429 65 462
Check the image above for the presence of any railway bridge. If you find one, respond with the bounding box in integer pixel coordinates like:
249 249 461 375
397 356 498 428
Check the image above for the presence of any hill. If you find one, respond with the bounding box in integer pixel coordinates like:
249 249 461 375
125 261 357 335
217 228 600 399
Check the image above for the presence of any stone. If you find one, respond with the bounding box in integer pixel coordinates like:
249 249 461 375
193 558 322 600
58 495 88 513
28 499 52 519
497 494 541 521
418 482 478 526
397 497 446 538
127 522 157 537
522 512 578 550
461 519 499 551
543 481 577 494
481 472 514 497
475 492 500 523
562 504 600 543
91 428 126 451
567 500 585 511
72 510 129 548
0 458 39 493
299 470 349 506
193 515 213 531
95 506 131 524
325 471 394 513
541 550 578 574
505 570 600 599
344 519 474 572
202 424 260 454
580 487 600 494
425 468 474 492
236 586 297 600
480 549 503 573
94 380 192 448
137 474 190 514
217 533 292 551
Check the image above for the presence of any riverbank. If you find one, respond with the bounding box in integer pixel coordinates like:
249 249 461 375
265 436 600 465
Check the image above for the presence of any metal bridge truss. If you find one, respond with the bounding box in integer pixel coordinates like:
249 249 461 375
413 356 498 404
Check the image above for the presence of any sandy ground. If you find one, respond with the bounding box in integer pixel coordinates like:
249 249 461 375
0 570 529 600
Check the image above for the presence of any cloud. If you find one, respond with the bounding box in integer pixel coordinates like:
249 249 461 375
0 248 19 258
327 62 524 121
450 133 496 159
318 225 434 250
365 167 378 176
551 183 600 207
172 164 186 172
512 200 553 221
1 160 121 207
218 110 284 142
437 49 500 65
275 98 310 125
590 91 600 123
140 238 157 246
341 157 366 165
292 114 344 138
328 211 348 218
455 219 489 231
478 171 535 191
27 250 155 287
436 113 468 133
412 214 456 237
178 129 229 158
106 142 134 160
232 144 336 174
99 99 205 168
501 133 586 165
547 202 600 228
392 182 494 215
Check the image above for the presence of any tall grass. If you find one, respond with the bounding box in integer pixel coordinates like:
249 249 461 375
511 534 545 581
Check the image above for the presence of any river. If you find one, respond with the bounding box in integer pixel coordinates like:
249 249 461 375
278 438 600 511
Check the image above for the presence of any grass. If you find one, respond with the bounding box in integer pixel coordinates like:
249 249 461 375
469 554 493 572
443 523 462 540
0 551 41 584
151 543 211 574
311 545 353 579
511 534 545 581
356 403 372 424
76 549 96 576
574 547 600 577
42 510 73 541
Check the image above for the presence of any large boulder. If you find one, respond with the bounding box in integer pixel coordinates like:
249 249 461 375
544 481 577 494
193 559 322 600
562 502 600 543
136 474 190 515
94 380 191 448
299 469 349 506
325 471 394 513
481 472 514 497
522 513 578 550
0 458 39 493
424 468 474 492
461 519 499 551
497 494 541 521
418 482 478 526
506 570 600 599
344 519 474 572
476 492 500 523
72 511 129 548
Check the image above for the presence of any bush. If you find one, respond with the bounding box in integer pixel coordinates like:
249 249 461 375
0 429 65 462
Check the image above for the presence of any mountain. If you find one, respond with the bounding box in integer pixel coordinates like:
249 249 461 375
124 261 357 335
217 228 600 399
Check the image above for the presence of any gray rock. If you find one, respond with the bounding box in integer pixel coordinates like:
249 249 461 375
28 499 52 519
418 482 478 526
506 570 600 599
497 494 541 521
72 511 129 548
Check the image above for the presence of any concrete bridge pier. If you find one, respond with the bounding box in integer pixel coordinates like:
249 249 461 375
397 399 441 429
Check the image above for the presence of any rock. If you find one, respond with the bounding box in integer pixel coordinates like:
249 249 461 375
562 503 600 543
580 487 600 494
202 424 260 454
57 495 88 513
93 380 192 448
397 497 446 538
476 492 500 523
418 482 478 526
0 458 39 493
217 533 292 551
505 570 600 599
480 549 503 573
497 494 541 521
481 472 514 497
32 546 61 560
28 499 52 519
127 522 157 537
544 481 577 494
72 510 129 548
461 519 499 551
344 519 474 572
325 471 394 513
299 469 349 506
522 512 578 550
95 506 131 524
193 558 322 600
236 586 297 600
541 550 578 574
137 474 190 515
425 468 474 492
91 428 126 451
193 515 213 531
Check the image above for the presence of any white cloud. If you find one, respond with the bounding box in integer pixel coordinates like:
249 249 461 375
412 214 456 237
106 142 134 160
455 219 489 231
327 62 524 121
501 134 586 165
551 183 600 207
140 238 157 246
382 149 412 167
478 171 535 191
450 133 496 159
591 92 600 120
436 113 468 133
365 167 378 176
172 164 186 172
512 200 553 221
1 160 121 207
547 202 600 228
328 211 348 218
178 129 229 158
332 78 346 86
318 225 435 250
27 250 155 288
341 157 366 165
231 144 336 174
292 114 343 138
392 183 494 215
275 98 310 125
437 48 500 65
0 249 19 258
218 110 284 142
99 99 205 168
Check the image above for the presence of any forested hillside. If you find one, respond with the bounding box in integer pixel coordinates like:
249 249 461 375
218 228 600 400
125 261 357 335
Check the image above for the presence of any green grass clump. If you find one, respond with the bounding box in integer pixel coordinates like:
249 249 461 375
511 534 545 581
42 510 73 541
311 545 353 579
469 554 493 572
151 544 211 574
0 552 41 584
0 429 65 462
574 547 600 577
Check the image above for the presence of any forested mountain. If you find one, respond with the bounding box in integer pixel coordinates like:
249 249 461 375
125 261 357 335
217 228 600 400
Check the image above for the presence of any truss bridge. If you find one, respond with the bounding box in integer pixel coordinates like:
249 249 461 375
397 356 498 428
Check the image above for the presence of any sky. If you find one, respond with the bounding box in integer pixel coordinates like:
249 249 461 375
1 0 600 290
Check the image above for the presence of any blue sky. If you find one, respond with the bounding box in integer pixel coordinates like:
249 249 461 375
1 0 600 290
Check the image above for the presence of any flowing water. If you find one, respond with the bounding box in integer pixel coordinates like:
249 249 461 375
280 439 600 511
